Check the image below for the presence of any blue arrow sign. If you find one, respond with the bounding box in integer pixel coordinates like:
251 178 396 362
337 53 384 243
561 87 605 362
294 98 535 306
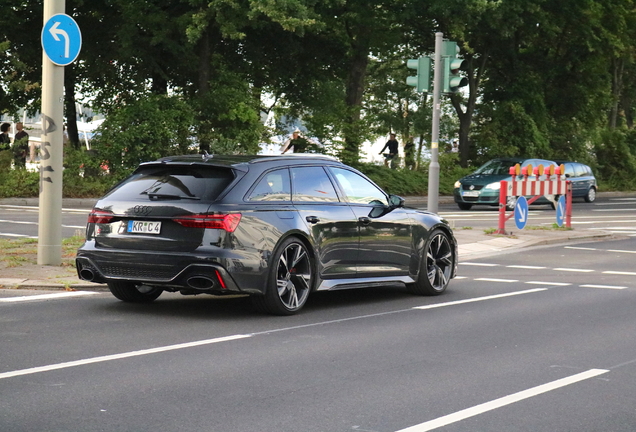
555 195 566 227
41 14 82 66
514 196 529 230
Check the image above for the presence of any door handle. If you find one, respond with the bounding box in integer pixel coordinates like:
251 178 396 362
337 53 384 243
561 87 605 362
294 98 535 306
358 217 371 225
306 216 319 224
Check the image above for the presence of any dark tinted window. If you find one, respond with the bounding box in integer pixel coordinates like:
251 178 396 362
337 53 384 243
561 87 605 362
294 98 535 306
291 166 339 202
104 166 234 201
247 169 291 202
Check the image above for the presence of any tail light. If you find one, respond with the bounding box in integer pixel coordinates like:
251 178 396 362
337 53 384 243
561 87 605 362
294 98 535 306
173 213 241 232
88 209 115 224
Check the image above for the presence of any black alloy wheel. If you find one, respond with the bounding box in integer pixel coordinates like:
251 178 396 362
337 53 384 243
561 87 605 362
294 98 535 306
252 238 314 315
409 229 454 296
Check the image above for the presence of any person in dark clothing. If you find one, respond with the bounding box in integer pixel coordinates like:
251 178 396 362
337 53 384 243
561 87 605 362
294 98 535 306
0 123 11 151
379 133 399 168
12 122 29 167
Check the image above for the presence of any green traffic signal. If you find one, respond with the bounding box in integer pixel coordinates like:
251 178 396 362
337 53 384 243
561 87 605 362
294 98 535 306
406 56 432 93
442 41 468 94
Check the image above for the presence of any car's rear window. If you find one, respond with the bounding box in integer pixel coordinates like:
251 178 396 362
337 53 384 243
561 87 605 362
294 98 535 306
104 165 234 201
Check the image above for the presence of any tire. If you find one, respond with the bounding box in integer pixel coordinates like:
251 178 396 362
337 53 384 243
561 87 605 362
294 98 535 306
457 202 472 210
251 237 314 315
584 187 596 203
107 281 163 303
505 196 517 211
408 229 454 296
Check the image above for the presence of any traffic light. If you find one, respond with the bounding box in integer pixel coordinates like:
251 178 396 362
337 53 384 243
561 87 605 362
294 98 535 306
442 41 468 94
406 56 432 93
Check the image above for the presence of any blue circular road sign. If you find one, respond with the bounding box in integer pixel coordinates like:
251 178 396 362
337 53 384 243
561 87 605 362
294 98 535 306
41 14 82 66
555 195 566 227
514 196 529 230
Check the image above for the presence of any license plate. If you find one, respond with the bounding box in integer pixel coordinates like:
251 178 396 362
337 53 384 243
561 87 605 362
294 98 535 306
462 190 480 197
127 220 162 234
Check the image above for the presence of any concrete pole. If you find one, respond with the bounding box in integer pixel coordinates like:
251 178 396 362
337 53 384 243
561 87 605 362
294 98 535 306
427 32 443 214
38 0 65 265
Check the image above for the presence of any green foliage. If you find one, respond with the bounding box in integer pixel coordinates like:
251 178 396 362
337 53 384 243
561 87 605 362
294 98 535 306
593 128 636 190
0 166 39 197
90 94 196 177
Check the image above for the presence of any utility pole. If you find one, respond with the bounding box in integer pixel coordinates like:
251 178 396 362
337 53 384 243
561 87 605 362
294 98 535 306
38 0 66 265
428 32 443 214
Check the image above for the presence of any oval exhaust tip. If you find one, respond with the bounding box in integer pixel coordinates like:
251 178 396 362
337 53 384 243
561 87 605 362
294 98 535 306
187 276 215 290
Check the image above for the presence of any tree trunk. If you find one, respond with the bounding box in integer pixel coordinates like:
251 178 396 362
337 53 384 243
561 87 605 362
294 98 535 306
63 65 80 150
197 29 212 153
341 42 369 164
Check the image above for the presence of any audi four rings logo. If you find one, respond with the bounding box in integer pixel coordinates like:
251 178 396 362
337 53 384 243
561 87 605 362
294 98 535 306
132 205 152 215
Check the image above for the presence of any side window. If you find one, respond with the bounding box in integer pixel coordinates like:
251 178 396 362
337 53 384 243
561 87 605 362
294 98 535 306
564 163 576 177
330 167 388 205
291 166 339 202
247 168 291 202
573 163 585 177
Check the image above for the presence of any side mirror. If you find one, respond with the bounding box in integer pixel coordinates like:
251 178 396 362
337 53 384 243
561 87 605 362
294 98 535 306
389 194 405 208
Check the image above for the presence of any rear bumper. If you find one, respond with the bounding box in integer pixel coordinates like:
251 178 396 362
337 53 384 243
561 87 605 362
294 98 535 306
75 244 268 295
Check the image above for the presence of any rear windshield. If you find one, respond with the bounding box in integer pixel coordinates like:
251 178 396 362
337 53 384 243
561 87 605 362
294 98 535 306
104 165 234 201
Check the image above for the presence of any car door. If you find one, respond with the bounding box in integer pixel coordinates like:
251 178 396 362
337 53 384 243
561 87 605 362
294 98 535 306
328 167 412 277
290 166 360 278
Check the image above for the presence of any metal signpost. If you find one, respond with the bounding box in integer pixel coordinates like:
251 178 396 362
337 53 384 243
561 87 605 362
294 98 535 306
38 0 81 265
427 32 443 214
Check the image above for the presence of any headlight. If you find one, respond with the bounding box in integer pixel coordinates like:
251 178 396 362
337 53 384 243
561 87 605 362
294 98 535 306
454 181 461 188
485 182 501 190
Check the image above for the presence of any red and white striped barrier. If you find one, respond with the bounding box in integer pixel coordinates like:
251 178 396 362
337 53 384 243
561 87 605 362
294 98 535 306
496 163 573 234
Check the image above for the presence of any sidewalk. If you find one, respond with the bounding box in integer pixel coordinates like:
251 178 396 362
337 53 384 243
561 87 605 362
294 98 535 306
0 195 616 291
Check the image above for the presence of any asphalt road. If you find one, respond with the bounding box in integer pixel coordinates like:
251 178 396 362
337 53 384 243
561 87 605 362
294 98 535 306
2 235 636 431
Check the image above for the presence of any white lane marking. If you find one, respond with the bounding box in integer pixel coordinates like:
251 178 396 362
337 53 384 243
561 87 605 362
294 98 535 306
0 205 89 214
593 208 636 212
564 246 597 251
553 268 594 273
603 271 636 276
454 276 468 279
474 278 518 283
506 265 546 269
0 219 83 229
581 284 627 290
460 263 499 267
0 334 252 380
0 233 36 238
0 292 99 303
607 249 636 254
0 290 549 380
413 289 546 310
525 281 571 286
394 369 609 432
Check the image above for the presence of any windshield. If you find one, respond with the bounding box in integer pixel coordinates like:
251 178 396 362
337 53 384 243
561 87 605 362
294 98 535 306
474 160 514 175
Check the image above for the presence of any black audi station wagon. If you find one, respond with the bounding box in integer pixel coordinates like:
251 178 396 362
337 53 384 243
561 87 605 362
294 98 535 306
76 154 457 315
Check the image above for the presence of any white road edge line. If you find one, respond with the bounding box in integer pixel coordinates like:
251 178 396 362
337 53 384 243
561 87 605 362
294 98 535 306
0 291 99 303
413 289 546 310
581 284 627 290
460 262 499 267
474 278 518 283
0 334 252 380
525 281 572 286
394 369 609 432
553 268 595 273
